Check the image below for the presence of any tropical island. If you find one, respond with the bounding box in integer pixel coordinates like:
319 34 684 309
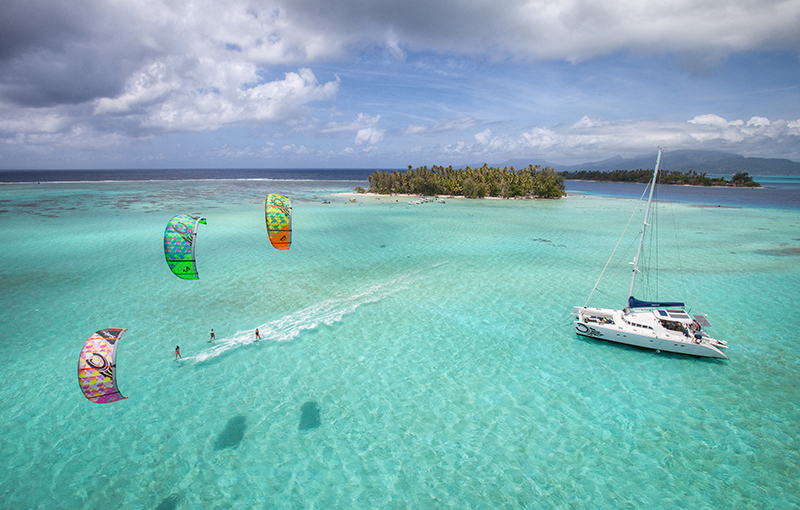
559 168 761 187
365 164 566 198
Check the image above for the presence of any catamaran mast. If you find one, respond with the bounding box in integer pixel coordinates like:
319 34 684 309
628 148 662 302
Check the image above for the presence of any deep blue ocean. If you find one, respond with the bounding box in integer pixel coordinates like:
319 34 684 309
1 168 798 509
0 168 375 184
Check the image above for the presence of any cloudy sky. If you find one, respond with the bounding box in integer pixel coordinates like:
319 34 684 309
1 0 799 169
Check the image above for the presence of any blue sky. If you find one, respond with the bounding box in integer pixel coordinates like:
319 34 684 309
1 0 799 169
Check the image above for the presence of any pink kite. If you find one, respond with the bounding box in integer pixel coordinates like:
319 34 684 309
78 328 128 404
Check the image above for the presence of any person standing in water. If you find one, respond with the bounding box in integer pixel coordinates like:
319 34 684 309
255 328 261 341
209 329 215 342
175 345 182 360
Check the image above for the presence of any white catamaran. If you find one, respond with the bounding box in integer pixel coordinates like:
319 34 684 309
573 149 729 359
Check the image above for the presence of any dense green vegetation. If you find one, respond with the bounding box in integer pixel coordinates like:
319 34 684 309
560 168 760 187
366 164 566 198
730 172 761 187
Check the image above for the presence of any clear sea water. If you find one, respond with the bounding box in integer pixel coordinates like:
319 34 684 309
1 170 798 509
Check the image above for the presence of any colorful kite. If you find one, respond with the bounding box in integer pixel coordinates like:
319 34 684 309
265 194 292 250
78 328 128 404
164 215 207 279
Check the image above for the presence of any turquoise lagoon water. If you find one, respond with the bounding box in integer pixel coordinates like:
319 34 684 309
1 177 799 509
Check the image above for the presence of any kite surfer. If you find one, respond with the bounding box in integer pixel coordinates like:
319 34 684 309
209 329 215 342
255 328 261 341
175 345 182 360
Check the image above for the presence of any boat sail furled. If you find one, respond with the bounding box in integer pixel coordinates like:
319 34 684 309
572 149 729 359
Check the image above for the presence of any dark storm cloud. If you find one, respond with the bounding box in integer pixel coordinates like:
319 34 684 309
284 0 524 53
0 0 161 106
0 0 86 60
281 0 800 61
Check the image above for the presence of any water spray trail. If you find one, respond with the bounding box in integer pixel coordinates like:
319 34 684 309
190 272 418 363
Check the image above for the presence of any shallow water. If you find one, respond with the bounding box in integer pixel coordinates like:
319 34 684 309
1 177 798 509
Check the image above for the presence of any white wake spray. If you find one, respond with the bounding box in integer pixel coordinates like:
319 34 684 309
189 272 419 363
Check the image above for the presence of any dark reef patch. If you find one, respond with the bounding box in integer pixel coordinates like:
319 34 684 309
755 246 800 257
531 237 565 248
214 415 247 450
156 494 180 510
299 401 321 430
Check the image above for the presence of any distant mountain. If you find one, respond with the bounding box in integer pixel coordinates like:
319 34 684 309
497 151 800 176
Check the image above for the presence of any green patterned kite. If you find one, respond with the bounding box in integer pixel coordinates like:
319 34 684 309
164 215 207 280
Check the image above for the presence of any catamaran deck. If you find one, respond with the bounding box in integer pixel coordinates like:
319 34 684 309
574 306 728 359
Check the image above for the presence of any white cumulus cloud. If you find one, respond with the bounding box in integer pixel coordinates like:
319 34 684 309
474 129 491 144
355 127 385 146
129 67 340 131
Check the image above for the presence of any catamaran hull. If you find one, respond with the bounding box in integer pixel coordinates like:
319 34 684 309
573 320 727 359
